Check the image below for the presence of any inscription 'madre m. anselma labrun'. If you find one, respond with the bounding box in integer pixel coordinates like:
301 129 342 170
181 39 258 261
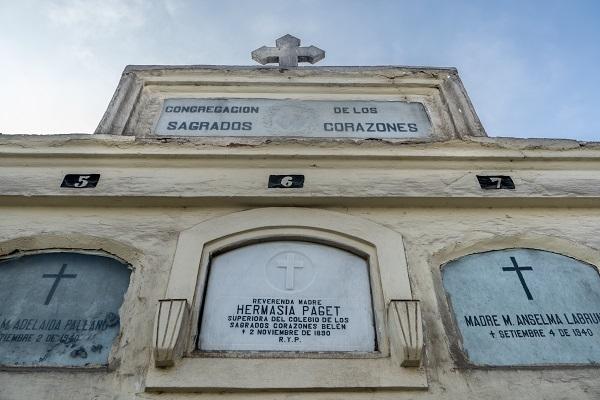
199 241 375 352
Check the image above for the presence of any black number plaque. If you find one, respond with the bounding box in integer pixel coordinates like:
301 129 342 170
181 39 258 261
268 175 304 188
60 174 100 188
477 175 515 190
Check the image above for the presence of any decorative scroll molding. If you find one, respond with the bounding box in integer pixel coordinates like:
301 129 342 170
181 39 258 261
153 299 190 367
388 300 423 367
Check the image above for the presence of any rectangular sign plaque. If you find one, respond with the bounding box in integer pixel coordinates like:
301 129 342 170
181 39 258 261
268 175 304 188
477 175 515 190
60 174 100 189
155 98 432 138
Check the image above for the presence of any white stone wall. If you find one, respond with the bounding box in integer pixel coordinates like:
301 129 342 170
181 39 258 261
0 136 599 399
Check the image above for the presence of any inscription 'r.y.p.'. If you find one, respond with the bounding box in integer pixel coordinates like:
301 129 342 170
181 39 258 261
42 264 77 305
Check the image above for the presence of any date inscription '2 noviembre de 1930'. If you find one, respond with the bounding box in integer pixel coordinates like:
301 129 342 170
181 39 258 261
155 98 432 138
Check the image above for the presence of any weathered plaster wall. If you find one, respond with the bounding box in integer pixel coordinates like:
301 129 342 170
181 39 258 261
1 135 600 399
1 205 599 399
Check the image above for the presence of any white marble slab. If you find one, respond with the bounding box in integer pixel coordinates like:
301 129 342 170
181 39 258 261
443 249 600 366
0 252 130 367
199 241 376 352
155 98 432 138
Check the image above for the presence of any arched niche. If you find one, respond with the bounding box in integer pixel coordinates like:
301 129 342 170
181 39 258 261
441 248 600 367
147 207 425 392
0 250 131 368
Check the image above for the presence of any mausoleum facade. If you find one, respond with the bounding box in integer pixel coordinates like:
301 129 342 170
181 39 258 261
1 44 599 399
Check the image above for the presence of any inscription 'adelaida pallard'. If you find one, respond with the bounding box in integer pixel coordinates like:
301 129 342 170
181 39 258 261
155 98 432 138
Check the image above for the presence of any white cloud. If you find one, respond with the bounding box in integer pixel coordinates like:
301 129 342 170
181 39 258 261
449 37 529 136
162 0 185 17
47 0 146 33
0 1 597 138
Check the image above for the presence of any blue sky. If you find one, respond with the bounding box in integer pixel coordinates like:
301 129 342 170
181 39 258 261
1 0 599 139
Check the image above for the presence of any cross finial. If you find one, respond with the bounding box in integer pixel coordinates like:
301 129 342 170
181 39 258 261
251 34 325 68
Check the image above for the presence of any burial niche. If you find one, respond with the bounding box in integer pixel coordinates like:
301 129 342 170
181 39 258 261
442 248 600 366
0 251 131 367
198 240 376 352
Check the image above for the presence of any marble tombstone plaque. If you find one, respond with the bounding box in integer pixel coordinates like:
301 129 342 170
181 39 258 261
199 241 376 352
155 98 432 138
0 252 130 367
443 249 600 366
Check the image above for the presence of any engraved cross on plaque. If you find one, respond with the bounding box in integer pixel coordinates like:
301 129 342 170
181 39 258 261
42 263 77 305
502 257 534 300
277 253 304 290
251 34 325 67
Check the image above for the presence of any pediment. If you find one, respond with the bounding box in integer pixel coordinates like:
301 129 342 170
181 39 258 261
96 65 486 141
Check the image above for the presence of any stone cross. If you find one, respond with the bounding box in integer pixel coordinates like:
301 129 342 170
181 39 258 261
252 34 325 67
277 253 304 290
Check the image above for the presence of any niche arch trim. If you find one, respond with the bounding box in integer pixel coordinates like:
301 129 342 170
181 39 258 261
148 207 424 392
